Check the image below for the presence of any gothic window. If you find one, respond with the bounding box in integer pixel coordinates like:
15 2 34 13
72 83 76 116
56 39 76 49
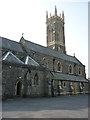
69 65 73 74
34 73 39 85
51 28 53 41
61 80 63 88
49 30 51 42
59 28 63 44
57 62 62 72
78 68 82 75
81 82 84 87
63 82 66 87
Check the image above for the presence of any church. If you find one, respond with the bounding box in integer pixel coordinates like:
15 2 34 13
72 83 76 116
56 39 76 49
1 6 88 99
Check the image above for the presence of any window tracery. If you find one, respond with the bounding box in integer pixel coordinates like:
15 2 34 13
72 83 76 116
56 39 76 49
69 65 73 74
57 62 62 72
78 67 82 75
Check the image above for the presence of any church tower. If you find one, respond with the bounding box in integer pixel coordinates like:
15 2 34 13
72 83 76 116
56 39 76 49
46 6 66 54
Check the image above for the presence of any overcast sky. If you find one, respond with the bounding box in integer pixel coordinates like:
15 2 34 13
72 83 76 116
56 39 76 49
0 0 89 78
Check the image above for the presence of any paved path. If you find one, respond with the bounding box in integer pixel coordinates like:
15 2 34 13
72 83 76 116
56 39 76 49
2 94 88 118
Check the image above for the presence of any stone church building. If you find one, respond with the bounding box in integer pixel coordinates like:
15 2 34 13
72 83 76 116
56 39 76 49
1 6 88 99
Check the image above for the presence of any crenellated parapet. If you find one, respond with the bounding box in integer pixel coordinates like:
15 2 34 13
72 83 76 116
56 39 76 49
46 6 65 23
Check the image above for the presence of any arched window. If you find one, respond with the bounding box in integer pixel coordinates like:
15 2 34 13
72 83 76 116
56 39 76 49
69 65 73 74
81 82 84 88
59 28 63 44
51 28 53 41
57 62 62 72
78 68 81 75
63 82 65 87
34 73 39 85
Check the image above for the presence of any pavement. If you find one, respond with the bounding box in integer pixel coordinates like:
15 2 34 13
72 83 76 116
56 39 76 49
2 94 88 118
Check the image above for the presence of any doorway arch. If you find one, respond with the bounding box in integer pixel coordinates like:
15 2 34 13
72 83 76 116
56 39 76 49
15 81 23 96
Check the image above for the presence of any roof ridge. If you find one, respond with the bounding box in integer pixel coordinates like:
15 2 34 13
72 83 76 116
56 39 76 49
2 37 20 44
25 39 74 58
2 37 24 53
24 39 81 64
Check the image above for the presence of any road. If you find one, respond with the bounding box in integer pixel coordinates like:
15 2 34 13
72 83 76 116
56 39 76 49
2 94 88 118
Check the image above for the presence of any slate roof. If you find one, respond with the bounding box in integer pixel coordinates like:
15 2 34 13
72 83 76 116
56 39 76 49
1 36 84 65
3 51 24 64
2 51 39 67
51 72 88 83
1 37 24 53
23 39 83 65
24 56 39 66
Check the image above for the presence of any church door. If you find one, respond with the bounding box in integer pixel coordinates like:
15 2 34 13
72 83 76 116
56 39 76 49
74 85 76 94
17 81 22 96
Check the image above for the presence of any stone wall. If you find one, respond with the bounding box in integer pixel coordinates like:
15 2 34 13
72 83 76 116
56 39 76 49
21 47 86 78
2 61 50 99
2 39 88 99
53 80 88 96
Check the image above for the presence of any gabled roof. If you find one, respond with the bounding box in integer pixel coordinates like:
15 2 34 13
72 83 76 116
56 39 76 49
51 72 88 83
24 56 39 66
20 38 83 65
1 37 24 53
3 51 24 64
